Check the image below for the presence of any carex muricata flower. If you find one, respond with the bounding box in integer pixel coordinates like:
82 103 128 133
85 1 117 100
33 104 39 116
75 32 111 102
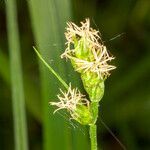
61 18 116 103
49 18 116 125
50 83 93 125
61 18 116 80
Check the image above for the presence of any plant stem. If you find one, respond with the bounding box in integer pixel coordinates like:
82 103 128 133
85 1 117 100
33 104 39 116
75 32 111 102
89 100 99 150
89 124 98 150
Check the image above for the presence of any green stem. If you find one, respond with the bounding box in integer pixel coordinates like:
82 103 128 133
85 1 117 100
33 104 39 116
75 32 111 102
89 124 97 150
89 101 99 150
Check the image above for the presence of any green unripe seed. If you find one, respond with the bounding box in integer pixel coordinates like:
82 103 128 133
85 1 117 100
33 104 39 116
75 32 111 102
73 105 93 125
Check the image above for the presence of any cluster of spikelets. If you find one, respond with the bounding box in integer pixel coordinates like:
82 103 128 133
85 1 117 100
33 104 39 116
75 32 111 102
61 18 116 79
50 19 116 124
50 83 89 115
50 84 92 125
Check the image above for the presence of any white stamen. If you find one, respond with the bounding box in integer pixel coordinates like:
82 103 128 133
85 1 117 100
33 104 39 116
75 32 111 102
49 84 89 116
61 19 116 79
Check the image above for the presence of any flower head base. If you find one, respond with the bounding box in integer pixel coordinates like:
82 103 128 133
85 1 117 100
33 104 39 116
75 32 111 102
50 84 93 125
61 18 116 80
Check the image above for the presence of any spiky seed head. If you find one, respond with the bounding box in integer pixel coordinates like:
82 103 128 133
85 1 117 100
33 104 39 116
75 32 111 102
61 18 116 80
49 83 92 125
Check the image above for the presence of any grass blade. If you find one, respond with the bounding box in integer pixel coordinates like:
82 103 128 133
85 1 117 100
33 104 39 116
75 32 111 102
5 1 28 150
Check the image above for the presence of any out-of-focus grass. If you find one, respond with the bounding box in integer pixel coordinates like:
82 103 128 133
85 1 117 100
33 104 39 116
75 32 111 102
5 0 28 150
0 50 42 122
0 50 10 84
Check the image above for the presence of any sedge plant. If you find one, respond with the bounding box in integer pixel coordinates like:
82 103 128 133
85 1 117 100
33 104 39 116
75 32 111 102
34 18 116 150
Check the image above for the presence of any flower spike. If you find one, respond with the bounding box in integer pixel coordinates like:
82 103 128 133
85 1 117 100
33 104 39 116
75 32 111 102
49 83 92 125
61 18 116 79
50 83 88 113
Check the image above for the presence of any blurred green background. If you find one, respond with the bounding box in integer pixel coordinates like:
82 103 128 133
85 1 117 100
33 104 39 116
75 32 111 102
0 0 150 150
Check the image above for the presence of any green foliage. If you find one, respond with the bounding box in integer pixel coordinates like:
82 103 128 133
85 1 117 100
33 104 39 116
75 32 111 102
5 0 28 150
0 0 150 150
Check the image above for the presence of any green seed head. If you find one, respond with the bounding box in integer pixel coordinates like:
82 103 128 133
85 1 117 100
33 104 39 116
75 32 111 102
61 19 115 102
50 84 93 125
50 19 116 125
